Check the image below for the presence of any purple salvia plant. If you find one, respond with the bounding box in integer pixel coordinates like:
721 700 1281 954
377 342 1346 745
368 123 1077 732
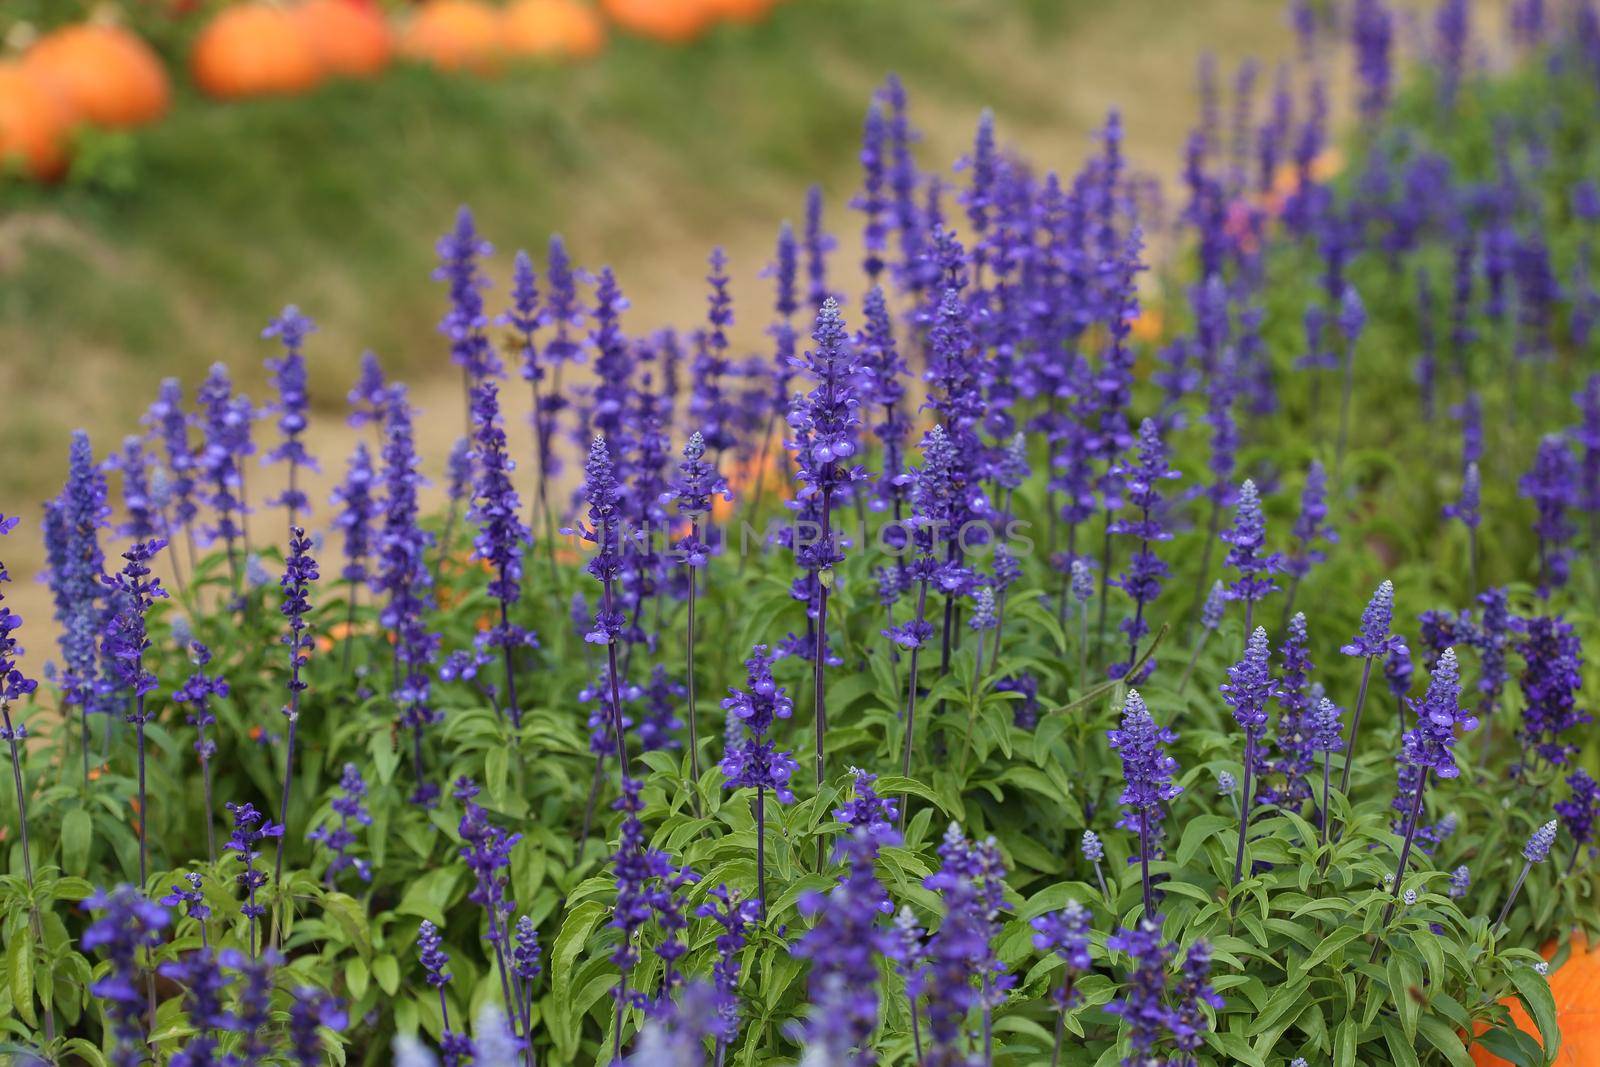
664 432 727 812
158 947 234 1062
749 222 800 525
696 883 760 1056
886 425 957 830
1374 648 1476 961
1338 579 1397 795
507 249 555 552
803 183 835 311
1032 898 1090 1066
102 540 168 890
50 431 109 788
453 778 525 1050
1107 688 1182 915
1109 419 1179 681
436 206 500 414
270 526 317 934
377 387 441 807
308 762 372 885
1221 478 1281 632
81 886 170 1065
1104 919 1176 1064
1516 615 1590 771
196 364 253 595
787 298 865 823
144 378 199 581
172 642 227 865
262 305 318 532
793 829 897 1064
855 101 890 282
1352 0 1394 122
225 801 282 958
1280 460 1335 624
287 989 346 1066
1520 434 1577 597
347 350 390 431
692 249 737 456
858 285 911 524
1496 819 1559 930
418 919 474 1066
329 442 378 670
919 827 1012 1065
576 436 631 779
1435 0 1470 109
1221 626 1277 903
1169 941 1225 1057
1556 769 1599 873
720 644 797 912
468 381 534 728
1573 375 1600 569
1192 347 1238 610
107 435 158 543
1308 695 1345 844
1262 612 1315 809
440 434 472 559
834 767 901 846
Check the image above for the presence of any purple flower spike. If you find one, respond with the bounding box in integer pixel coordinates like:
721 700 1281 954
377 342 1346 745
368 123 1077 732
720 644 799 803
262 305 319 524
1108 689 1181 914
1525 820 1558 864
82 886 171 1067
1520 435 1577 596
435 206 500 383
1105 918 1177 1062
1517 615 1590 769
1221 479 1280 613
1343 580 1398 658
1401 647 1475 780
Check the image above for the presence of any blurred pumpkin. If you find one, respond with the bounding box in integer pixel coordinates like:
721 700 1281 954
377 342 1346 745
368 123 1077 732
0 63 76 181
296 0 393 78
502 0 606 60
601 0 713 44
400 0 502 73
191 4 323 99
22 24 170 129
1471 933 1600 1065
703 0 774 24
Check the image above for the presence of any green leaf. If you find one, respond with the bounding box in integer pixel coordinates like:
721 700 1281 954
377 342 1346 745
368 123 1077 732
7 933 34 1028
395 868 461 928
1508 964 1561 1063
321 892 373 961
1206 1029 1266 1067
1388 952 1422 1043
1333 1018 1357 1067
61 809 92 877
1417 1015 1476 1067
550 899 608 1061
1383 1020 1422 1067
373 954 400 996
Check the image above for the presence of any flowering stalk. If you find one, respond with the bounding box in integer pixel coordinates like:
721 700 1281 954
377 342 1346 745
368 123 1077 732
1443 461 1481 598
226 801 282 959
1032 899 1089 1067
667 432 726 813
578 436 631 780
1309 695 1344 847
720 645 797 914
263 306 318 536
1081 830 1112 908
49 431 108 791
1372 648 1475 963
1557 770 1598 875
468 381 533 729
1221 479 1281 640
419 919 474 1066
272 527 318 928
1110 419 1178 681
1338 579 1396 796
787 298 863 848
82 886 169 1063
173 641 228 867
1222 627 1276 909
102 540 168 892
1280 461 1335 627
330 442 378 673
145 378 200 586
1107 689 1182 915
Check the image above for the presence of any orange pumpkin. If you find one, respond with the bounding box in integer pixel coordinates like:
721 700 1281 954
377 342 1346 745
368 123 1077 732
502 0 607 60
0 63 77 181
191 4 323 99
703 0 773 24
399 0 502 73
601 0 714 44
1471 933 1600 1066
23 24 170 129
295 0 393 78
